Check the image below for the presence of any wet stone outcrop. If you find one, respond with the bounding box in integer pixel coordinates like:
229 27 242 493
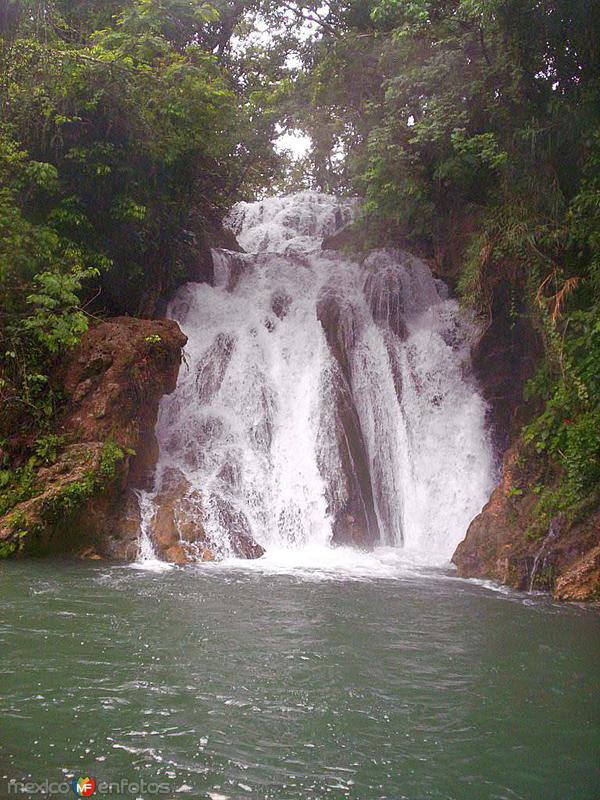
471 282 542 452
452 443 600 601
147 467 265 564
0 318 186 561
316 292 381 548
450 283 599 601
321 223 365 252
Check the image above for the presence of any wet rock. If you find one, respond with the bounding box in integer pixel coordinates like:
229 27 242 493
271 290 292 320
471 282 542 452
164 544 194 565
0 318 186 560
316 294 381 547
554 542 600 602
317 291 359 385
382 330 403 402
61 317 186 445
153 505 182 551
452 444 600 600
214 250 250 292
217 462 241 489
233 532 265 559
210 495 265 559
364 266 408 342
151 470 204 554
327 381 381 548
79 546 102 560
103 491 142 560
321 224 365 252
149 469 265 562
195 333 236 403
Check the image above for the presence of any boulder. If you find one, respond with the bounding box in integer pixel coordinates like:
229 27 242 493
148 468 265 562
321 224 365 252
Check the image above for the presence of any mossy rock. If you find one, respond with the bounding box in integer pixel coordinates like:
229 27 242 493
0 441 126 558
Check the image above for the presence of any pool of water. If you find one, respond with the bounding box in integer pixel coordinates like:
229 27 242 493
1 551 599 799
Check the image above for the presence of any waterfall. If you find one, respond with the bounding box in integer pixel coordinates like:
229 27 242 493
142 192 494 566
132 489 173 571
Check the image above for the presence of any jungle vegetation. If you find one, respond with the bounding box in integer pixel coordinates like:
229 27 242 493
1 0 599 522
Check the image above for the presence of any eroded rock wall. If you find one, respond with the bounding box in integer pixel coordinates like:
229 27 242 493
452 442 600 600
0 317 186 560
450 283 599 602
429 219 599 602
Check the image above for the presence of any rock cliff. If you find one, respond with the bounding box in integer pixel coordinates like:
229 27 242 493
0 317 186 560
451 284 599 602
452 441 600 601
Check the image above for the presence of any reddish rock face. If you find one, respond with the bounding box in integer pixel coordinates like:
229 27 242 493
163 544 194 565
61 317 186 448
61 317 188 559
555 542 600 601
452 443 600 601
0 318 187 561
141 466 264 563
59 318 264 563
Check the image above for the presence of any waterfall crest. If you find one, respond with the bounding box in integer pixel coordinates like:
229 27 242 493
144 191 494 565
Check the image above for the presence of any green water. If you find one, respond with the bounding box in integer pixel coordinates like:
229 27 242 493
0 558 599 799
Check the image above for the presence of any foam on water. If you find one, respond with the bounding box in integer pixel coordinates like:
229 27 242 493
196 545 458 584
138 191 495 569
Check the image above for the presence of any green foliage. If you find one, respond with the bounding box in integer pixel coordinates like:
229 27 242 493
0 541 18 559
0 432 66 516
0 0 283 453
99 442 126 481
523 302 600 508
0 460 39 517
563 413 600 501
34 434 65 465
24 266 99 353
0 512 29 558
144 334 163 346
0 441 126 559
40 442 125 522
506 486 523 499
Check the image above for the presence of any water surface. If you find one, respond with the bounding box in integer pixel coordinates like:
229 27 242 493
1 554 599 799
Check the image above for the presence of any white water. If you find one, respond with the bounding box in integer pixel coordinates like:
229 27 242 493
132 490 173 572
140 192 494 568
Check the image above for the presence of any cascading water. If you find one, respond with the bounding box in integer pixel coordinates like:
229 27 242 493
142 192 495 566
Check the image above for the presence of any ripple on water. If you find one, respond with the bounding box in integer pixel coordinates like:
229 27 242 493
0 559 598 800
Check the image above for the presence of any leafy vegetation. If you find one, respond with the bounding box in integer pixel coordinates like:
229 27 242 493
1 0 598 544
40 441 125 523
0 0 283 448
